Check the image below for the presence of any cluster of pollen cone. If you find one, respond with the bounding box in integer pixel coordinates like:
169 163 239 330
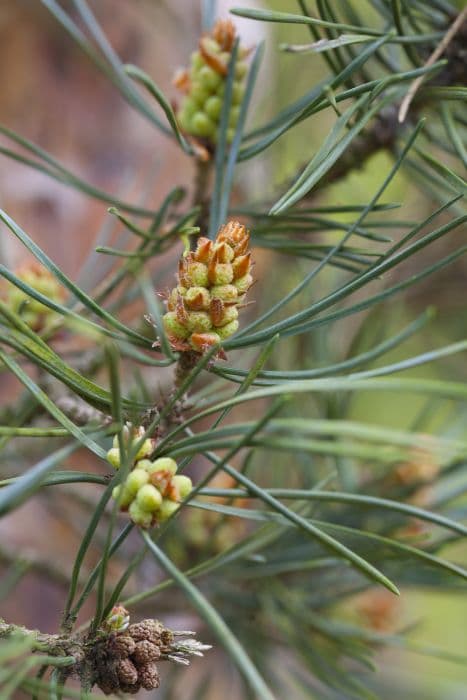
174 19 248 147
162 220 253 354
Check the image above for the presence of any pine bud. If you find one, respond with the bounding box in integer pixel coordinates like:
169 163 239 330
112 484 133 509
216 319 239 339
208 261 234 285
234 273 253 295
171 474 193 500
191 111 217 137
167 285 187 311
210 284 239 302
4 262 65 332
104 605 130 633
136 484 163 512
106 447 121 469
158 498 180 522
174 19 249 147
185 261 209 287
186 310 212 333
128 501 153 528
163 311 190 340
160 220 252 354
185 286 211 310
133 437 155 461
189 331 221 352
149 457 178 475
125 468 150 496
194 237 212 263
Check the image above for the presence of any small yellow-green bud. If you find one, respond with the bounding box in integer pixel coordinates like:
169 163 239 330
168 285 187 311
191 112 216 138
187 311 212 333
190 51 204 70
204 95 223 121
214 242 235 263
216 318 239 339
214 305 238 327
189 331 221 352
125 468 150 496
136 484 163 512
113 484 133 508
198 65 223 91
203 38 221 54
107 447 121 469
210 263 233 285
129 501 153 528
185 286 211 310
133 438 154 461
182 97 197 117
210 284 238 302
190 82 211 105
178 110 191 131
135 459 152 471
163 311 189 340
149 457 178 475
186 262 209 287
171 474 193 500
234 273 253 295
158 498 180 522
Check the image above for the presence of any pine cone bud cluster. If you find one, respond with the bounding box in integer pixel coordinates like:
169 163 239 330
4 262 65 331
174 19 248 145
95 617 167 695
162 220 253 353
107 425 192 529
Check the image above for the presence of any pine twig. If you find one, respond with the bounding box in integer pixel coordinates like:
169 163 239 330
398 8 467 123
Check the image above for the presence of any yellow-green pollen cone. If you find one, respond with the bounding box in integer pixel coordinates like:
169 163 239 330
4 262 65 332
161 220 253 355
106 428 192 529
174 19 249 147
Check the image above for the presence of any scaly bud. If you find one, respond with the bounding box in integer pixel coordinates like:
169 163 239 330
190 332 221 352
126 469 150 496
186 311 212 333
216 319 239 339
185 286 211 310
194 237 212 263
234 273 253 295
214 241 234 263
163 311 190 341
210 284 239 302
4 262 66 332
185 262 209 287
232 253 251 280
171 474 193 501
136 484 163 512
159 220 252 355
208 260 234 286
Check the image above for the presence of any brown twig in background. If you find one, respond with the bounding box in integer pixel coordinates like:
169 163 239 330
398 8 467 123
